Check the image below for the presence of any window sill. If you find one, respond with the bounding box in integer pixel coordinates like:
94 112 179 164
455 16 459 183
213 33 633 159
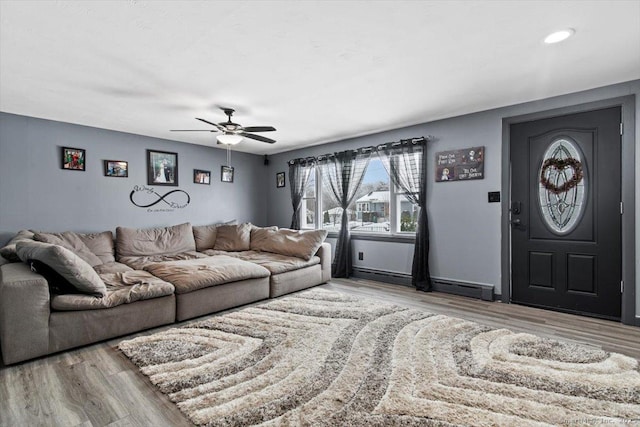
326 231 416 243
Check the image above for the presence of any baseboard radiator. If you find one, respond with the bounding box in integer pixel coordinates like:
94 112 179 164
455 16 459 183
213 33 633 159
351 267 494 301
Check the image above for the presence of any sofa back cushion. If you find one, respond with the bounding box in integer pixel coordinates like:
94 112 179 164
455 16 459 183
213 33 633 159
0 229 34 262
16 241 107 297
79 231 115 264
193 220 236 251
249 226 279 251
213 223 252 251
251 228 328 260
116 222 195 258
34 231 104 267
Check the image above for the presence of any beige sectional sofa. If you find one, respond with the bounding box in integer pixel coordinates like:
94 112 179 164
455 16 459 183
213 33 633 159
0 222 331 365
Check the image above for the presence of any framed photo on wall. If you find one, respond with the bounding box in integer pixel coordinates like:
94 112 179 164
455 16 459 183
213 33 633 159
193 169 211 185
147 149 178 186
221 165 234 183
104 160 128 177
62 147 86 171
276 171 285 188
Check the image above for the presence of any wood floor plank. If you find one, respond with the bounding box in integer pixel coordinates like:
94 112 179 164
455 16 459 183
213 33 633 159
0 278 638 427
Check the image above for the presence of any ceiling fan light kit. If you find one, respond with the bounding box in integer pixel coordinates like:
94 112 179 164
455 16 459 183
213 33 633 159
217 134 243 145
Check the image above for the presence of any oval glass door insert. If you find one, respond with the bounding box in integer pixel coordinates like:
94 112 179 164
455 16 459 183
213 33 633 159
538 137 587 234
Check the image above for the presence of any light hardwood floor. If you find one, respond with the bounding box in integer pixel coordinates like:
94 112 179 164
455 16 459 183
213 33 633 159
1 278 639 427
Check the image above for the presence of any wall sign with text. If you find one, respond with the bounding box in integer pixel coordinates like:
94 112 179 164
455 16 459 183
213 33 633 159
435 146 485 182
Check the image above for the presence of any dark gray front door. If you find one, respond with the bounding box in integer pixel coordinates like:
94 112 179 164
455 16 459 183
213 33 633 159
510 107 622 320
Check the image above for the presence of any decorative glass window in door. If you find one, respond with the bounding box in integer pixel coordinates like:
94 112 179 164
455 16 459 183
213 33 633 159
538 137 587 234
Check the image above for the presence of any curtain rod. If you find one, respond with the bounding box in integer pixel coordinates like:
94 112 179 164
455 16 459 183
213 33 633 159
288 135 433 165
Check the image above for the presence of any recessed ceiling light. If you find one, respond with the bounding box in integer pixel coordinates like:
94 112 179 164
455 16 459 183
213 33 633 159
544 29 575 44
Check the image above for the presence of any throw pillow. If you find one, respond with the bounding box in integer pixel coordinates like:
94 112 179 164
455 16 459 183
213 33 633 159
193 220 236 252
79 231 116 264
253 228 328 260
34 231 103 267
249 226 279 251
213 223 252 251
0 229 35 262
16 241 107 297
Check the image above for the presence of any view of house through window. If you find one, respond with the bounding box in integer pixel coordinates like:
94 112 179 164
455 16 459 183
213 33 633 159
318 156 418 234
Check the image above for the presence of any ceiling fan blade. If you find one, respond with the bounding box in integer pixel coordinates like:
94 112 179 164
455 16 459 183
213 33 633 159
242 126 276 132
196 117 223 130
241 132 276 144
170 129 216 132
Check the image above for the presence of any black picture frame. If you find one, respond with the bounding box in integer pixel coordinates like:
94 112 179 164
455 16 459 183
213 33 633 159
147 149 178 186
221 165 234 183
193 169 211 185
61 147 86 171
104 160 128 178
276 171 285 188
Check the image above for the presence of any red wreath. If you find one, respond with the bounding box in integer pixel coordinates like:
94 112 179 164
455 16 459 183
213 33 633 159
539 158 583 195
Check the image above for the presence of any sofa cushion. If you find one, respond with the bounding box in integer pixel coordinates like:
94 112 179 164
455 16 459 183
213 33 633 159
0 229 35 262
119 251 207 270
213 223 252 252
28 260 80 295
193 220 236 251
93 261 134 274
79 231 115 264
51 270 175 311
144 255 270 294
16 241 107 297
236 251 321 275
34 231 104 267
116 222 196 258
250 228 328 260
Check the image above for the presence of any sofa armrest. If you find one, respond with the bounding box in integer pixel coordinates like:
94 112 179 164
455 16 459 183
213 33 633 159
316 242 332 283
0 263 50 364
0 256 9 268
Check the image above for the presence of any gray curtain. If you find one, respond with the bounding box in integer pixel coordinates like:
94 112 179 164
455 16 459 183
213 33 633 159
288 159 314 230
318 149 371 277
377 140 432 291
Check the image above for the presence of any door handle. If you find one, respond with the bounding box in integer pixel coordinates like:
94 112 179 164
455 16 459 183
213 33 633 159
510 218 522 226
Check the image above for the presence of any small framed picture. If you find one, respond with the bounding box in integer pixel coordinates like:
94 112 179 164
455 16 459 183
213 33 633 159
193 169 211 185
104 160 128 177
221 165 234 183
276 171 285 188
147 149 178 186
62 147 86 171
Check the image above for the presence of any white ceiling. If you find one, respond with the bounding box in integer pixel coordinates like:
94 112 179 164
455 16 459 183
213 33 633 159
1 1 639 155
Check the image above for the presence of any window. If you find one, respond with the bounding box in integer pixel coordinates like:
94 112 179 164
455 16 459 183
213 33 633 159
350 158 390 233
300 167 316 229
316 156 419 235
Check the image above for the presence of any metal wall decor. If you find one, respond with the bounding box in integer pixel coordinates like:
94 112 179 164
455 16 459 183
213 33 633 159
435 146 484 182
537 137 586 234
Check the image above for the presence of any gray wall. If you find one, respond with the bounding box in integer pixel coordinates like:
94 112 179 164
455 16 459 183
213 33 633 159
265 80 640 315
0 112 268 242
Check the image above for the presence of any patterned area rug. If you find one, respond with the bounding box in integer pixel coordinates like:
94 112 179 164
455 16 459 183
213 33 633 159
119 289 640 426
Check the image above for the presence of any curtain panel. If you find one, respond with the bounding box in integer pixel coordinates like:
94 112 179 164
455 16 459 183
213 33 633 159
377 139 432 291
318 149 371 277
288 158 315 230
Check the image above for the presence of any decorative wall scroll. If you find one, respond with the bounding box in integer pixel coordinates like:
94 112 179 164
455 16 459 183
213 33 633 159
129 185 190 213
435 146 484 182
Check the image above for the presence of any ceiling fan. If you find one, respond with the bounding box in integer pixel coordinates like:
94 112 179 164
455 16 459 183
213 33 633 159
171 107 276 145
